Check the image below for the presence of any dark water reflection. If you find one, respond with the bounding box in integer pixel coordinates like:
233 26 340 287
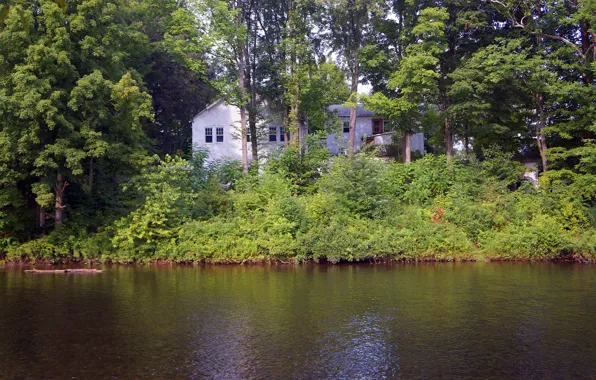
1 263 595 379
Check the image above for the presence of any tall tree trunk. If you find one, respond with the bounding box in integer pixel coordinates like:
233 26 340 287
240 105 248 173
37 177 46 231
348 54 359 157
404 129 411 164
238 9 248 174
290 95 299 147
54 174 68 226
445 116 453 161
288 4 301 149
246 10 258 167
37 205 46 229
36 177 47 236
536 91 548 172
249 110 258 165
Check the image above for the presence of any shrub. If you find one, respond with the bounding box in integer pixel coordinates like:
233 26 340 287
6 146 596 264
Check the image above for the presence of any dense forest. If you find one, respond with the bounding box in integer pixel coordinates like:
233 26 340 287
0 0 594 263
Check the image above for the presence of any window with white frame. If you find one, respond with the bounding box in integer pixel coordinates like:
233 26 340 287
205 127 213 143
280 127 285 142
269 126 277 142
216 127 224 142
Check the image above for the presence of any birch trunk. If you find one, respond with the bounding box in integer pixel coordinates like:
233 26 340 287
348 54 359 157
404 130 411 164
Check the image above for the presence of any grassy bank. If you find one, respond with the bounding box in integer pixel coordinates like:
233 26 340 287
2 147 595 264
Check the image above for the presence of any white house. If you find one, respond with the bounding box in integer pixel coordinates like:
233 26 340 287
191 100 424 162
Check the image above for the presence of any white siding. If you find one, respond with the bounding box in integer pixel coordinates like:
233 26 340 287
192 101 287 163
192 100 242 161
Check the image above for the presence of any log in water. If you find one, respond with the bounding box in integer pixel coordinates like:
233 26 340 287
24 269 103 274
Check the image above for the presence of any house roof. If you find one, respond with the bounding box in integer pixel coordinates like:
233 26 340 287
194 100 377 120
193 99 226 120
328 104 376 117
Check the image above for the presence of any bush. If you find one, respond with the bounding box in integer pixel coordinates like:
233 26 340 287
479 214 574 259
7 148 596 263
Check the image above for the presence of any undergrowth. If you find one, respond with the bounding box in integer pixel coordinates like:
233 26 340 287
4 146 596 264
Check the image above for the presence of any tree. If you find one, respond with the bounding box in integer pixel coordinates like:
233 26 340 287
450 38 554 168
198 0 250 172
320 0 383 156
143 0 216 155
0 0 204 235
448 0 596 183
144 53 215 155
366 7 448 163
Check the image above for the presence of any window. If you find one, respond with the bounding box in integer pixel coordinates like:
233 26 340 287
205 127 213 143
216 127 224 142
280 127 285 142
246 128 251 142
343 121 350 133
269 126 277 142
373 119 383 134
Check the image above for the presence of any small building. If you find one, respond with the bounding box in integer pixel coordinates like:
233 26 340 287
191 100 424 162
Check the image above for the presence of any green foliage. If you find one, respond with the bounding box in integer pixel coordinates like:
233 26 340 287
6 150 596 263
109 153 231 261
265 134 331 192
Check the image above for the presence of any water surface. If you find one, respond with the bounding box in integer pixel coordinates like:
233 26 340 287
1 263 595 379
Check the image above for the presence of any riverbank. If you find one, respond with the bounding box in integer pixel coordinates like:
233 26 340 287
1 250 594 266
3 154 595 265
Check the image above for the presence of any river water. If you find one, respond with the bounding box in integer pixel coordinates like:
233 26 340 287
1 263 595 379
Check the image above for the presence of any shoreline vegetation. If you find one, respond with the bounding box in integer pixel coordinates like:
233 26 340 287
2 256 595 266
2 149 595 265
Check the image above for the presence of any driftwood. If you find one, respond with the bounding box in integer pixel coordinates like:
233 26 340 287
25 269 103 274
